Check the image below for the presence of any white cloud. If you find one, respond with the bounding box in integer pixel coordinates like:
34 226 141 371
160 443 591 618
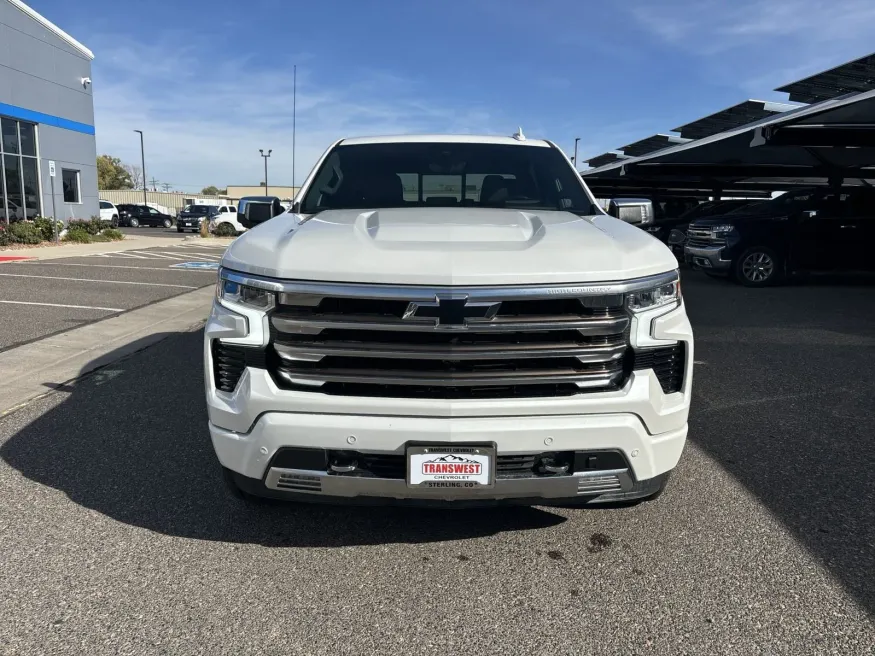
91 32 500 191
626 0 875 94
630 0 875 51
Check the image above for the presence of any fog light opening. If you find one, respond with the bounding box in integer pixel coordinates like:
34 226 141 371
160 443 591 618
538 456 570 475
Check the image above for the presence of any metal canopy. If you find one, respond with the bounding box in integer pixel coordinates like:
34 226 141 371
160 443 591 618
673 100 798 140
582 89 875 193
619 134 690 157
584 152 629 168
776 53 875 103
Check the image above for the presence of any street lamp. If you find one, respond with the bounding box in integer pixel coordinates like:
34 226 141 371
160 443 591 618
573 137 580 169
134 130 147 206
259 149 272 196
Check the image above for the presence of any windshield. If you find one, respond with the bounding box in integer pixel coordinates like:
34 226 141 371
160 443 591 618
300 142 596 214
187 205 212 213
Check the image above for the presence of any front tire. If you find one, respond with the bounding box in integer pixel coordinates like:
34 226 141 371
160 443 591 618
111 214 119 227
734 246 782 287
129 217 139 228
163 218 172 228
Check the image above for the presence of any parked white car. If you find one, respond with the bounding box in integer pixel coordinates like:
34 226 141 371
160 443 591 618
205 134 693 507
99 200 119 226
208 205 245 235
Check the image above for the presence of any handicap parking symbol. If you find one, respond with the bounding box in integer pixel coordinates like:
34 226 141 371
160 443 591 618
170 261 220 270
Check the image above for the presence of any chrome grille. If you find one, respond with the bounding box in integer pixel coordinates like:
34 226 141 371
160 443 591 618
686 227 724 249
266 286 632 399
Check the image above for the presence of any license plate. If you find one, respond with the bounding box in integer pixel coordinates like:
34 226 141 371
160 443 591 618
407 445 494 488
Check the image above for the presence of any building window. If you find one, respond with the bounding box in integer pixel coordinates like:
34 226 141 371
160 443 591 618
62 169 80 204
0 116 41 223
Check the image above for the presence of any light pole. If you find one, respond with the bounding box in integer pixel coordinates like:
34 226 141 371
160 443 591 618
573 137 580 169
292 65 296 192
259 149 272 196
134 130 147 206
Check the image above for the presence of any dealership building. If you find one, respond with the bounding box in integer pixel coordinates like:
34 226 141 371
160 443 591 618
1 0 97 224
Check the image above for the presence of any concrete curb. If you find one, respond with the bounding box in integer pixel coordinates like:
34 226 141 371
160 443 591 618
0 287 214 416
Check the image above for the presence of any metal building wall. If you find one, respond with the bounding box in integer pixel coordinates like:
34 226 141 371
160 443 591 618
0 0 97 221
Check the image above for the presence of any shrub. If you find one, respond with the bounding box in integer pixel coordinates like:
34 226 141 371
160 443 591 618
101 228 124 241
67 219 98 235
92 215 113 232
33 217 58 241
9 221 43 244
62 228 92 243
0 225 11 247
213 222 237 237
200 219 210 238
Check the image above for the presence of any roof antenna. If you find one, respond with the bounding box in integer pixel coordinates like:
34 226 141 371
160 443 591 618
512 126 526 141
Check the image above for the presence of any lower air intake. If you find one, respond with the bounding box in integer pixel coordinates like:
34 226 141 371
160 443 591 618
274 472 322 493
577 472 625 495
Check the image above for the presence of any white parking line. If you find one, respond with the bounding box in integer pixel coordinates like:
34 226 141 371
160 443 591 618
19 262 216 272
126 251 191 260
179 242 227 249
178 252 223 259
0 273 198 289
86 252 150 259
106 251 151 259
0 300 124 312
124 251 180 259
153 252 220 261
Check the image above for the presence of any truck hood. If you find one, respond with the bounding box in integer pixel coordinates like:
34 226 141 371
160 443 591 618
221 208 678 285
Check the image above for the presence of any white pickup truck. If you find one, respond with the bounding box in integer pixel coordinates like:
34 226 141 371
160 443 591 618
204 134 693 506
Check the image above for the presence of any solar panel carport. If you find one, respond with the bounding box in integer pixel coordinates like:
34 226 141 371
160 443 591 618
583 89 875 199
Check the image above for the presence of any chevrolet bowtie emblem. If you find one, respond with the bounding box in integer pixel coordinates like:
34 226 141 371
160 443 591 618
403 296 501 329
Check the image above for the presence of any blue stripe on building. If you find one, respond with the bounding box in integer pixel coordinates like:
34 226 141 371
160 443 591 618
0 101 95 135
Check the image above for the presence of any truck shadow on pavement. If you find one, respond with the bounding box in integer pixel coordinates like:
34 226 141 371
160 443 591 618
0 331 565 547
682 274 875 616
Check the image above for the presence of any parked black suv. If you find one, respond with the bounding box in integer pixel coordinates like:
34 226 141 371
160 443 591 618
685 187 875 286
178 205 220 233
117 204 174 228
659 199 759 256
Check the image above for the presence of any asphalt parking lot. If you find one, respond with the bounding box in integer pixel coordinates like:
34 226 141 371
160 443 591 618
0 242 223 351
0 272 873 654
119 226 188 239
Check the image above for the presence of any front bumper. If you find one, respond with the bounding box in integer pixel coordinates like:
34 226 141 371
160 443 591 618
210 412 687 502
206 285 693 504
684 245 732 272
230 467 670 506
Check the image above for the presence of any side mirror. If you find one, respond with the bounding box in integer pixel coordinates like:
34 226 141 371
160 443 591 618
608 199 654 226
243 202 272 227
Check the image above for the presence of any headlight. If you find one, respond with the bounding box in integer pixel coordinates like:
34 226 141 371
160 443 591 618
217 276 275 310
710 224 735 237
627 279 681 313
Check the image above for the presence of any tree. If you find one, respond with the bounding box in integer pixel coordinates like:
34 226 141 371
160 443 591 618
201 185 220 196
123 164 143 190
96 155 133 190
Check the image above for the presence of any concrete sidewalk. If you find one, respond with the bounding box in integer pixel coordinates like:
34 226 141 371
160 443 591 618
0 286 214 416
0 235 234 262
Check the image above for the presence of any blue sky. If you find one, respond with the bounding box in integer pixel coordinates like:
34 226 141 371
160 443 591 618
30 0 875 191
